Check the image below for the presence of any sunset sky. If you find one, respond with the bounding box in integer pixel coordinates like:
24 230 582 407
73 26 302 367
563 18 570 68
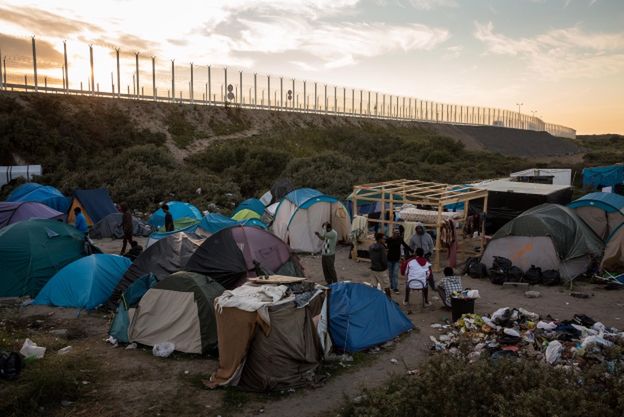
0 0 622 134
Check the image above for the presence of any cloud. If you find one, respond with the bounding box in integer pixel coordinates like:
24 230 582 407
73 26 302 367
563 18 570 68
0 33 63 67
0 6 103 38
402 0 457 9
474 21 624 79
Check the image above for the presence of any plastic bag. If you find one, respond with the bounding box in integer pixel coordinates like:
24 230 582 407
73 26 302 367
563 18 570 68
491 307 511 325
581 335 613 349
152 342 175 358
503 328 520 337
537 321 557 331
545 340 563 364
19 339 46 359
518 308 540 322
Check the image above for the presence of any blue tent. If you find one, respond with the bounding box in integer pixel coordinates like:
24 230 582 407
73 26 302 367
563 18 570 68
199 213 266 234
6 182 70 213
583 165 624 189
69 188 118 225
34 254 131 309
148 201 202 228
146 223 201 247
328 282 414 352
232 198 265 217
109 273 159 343
569 192 624 213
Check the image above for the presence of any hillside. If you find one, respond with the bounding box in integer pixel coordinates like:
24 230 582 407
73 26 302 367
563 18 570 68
0 92 593 212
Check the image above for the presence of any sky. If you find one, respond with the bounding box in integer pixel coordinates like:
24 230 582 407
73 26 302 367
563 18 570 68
0 0 622 134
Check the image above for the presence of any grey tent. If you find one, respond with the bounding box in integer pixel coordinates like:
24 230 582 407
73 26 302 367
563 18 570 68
89 213 152 239
482 204 604 281
128 271 225 354
108 232 205 305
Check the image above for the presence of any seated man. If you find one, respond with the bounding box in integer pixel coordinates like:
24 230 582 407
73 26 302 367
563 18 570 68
437 267 463 308
402 248 432 307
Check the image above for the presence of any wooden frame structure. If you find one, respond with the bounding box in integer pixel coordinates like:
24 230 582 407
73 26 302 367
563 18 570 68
350 179 489 272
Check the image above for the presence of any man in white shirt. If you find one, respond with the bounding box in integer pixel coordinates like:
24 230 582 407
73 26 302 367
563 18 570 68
403 248 432 306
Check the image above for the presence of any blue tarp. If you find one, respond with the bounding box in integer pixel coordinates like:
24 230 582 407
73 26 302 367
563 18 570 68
328 282 414 352
34 254 131 309
583 165 624 188
6 182 70 213
148 201 202 228
73 189 118 224
232 198 265 217
569 192 624 213
199 213 266 234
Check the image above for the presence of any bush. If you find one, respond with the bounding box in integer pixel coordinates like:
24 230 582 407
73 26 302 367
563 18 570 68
337 355 624 417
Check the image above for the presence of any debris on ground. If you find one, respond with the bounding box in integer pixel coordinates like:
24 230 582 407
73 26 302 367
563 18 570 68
19 338 46 359
429 307 624 371
525 291 541 298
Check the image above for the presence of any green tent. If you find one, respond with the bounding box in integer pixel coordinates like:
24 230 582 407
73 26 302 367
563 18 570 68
0 219 86 297
127 271 225 354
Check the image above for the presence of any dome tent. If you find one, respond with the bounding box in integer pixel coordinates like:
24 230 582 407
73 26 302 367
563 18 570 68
147 201 202 231
89 213 152 239
271 188 350 253
199 212 266 234
6 182 70 213
0 219 86 297
34 254 131 309
0 201 64 229
66 188 118 226
602 223 624 272
482 204 604 281
127 271 225 354
231 198 265 221
569 192 624 240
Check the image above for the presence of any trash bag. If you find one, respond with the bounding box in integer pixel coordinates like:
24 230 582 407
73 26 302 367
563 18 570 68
525 265 542 285
545 340 563 364
489 268 507 285
492 256 512 272
19 338 46 359
507 266 524 283
468 262 488 278
464 257 479 274
0 350 22 380
542 270 560 286
152 342 175 358
573 314 596 328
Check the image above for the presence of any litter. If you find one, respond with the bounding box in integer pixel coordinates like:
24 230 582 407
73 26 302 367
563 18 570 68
152 342 175 358
390 358 399 365
545 341 563 364
57 346 72 355
524 291 541 298
125 343 137 350
19 339 46 359
537 321 557 331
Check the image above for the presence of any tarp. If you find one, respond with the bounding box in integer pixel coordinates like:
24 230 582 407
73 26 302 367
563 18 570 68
0 219 85 297
109 232 206 305
147 201 202 228
89 212 152 239
328 282 414 352
199 213 266 234
34 254 131 309
67 189 118 225
0 202 64 229
6 182 70 213
583 165 624 188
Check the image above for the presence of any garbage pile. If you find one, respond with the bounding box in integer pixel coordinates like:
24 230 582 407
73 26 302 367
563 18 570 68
430 307 624 370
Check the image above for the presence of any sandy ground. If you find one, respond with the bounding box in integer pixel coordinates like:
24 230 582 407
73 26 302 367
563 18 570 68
4 237 624 417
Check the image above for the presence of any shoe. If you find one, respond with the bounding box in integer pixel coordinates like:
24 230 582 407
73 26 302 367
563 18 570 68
403 301 409 306
424 302 432 307
393 289 400 294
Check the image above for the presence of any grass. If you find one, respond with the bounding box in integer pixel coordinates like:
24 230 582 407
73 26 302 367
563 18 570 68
167 108 198 148
335 355 624 417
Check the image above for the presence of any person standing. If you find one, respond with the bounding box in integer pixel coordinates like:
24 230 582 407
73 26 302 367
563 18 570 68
163 204 174 232
369 233 391 298
409 222 434 259
73 207 88 233
315 222 338 285
120 202 133 255
386 227 411 294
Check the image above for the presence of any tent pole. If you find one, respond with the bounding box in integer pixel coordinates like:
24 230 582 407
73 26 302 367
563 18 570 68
434 202 443 273
480 192 489 253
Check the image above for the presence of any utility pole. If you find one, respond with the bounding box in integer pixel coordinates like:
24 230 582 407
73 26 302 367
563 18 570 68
135 52 140 97
64 41 69 91
152 56 156 99
115 48 120 97
31 36 38 91
89 44 94 95
171 60 175 102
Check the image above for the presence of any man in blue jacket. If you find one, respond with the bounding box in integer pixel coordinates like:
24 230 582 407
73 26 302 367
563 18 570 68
73 207 88 233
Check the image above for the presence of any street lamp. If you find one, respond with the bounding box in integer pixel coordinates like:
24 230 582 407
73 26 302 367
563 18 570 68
516 102 523 113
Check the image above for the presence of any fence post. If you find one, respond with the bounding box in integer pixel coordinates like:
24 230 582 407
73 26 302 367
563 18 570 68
89 44 94 95
254 73 257 107
115 48 120 97
292 78 295 109
334 86 337 112
64 41 69 91
171 60 175 102
110 72 114 94
152 56 156 99
382 94 385 117
190 63 194 102
352 89 355 115
224 67 227 104
135 52 140 98
343 87 346 114
376 92 379 116
31 36 38 92
368 92 371 115
267 75 270 108
303 80 306 110
281 77 284 109
0 48 3 91
324 84 327 112
207 66 211 104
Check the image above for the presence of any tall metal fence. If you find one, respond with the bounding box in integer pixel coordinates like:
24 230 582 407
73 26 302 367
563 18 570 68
0 35 576 139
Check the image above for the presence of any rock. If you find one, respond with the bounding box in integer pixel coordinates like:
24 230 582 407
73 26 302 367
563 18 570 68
390 358 399 365
525 291 541 298
49 329 68 336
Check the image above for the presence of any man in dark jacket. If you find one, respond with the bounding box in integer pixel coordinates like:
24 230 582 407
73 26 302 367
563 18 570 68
386 227 411 294
369 233 391 298
120 202 133 255
163 204 174 232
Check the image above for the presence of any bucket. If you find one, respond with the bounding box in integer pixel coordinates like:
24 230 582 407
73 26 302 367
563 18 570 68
451 297 475 322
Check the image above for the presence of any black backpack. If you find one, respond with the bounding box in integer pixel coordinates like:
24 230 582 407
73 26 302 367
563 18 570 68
525 265 542 285
0 350 22 380
542 270 561 286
